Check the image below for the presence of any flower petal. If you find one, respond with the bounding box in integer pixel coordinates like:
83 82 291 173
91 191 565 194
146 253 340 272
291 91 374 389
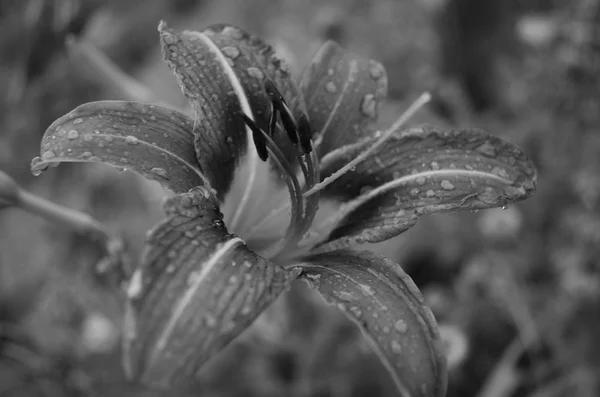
30 101 206 193
301 41 387 156
293 250 447 397
123 187 299 390
159 22 306 196
317 125 537 248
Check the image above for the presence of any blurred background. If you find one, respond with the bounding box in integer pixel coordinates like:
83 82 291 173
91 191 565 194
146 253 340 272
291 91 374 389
1 0 600 396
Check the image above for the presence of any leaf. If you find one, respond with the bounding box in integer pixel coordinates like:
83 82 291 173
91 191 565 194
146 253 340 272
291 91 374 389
31 101 206 193
294 250 447 397
317 125 537 247
123 187 299 390
301 41 387 156
159 22 306 198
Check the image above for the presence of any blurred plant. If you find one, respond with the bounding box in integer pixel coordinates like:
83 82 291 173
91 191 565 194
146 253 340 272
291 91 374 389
26 22 537 396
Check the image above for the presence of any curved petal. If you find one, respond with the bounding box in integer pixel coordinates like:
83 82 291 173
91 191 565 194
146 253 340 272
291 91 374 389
301 41 387 156
123 187 299 389
30 101 206 193
293 250 447 397
159 22 306 198
316 125 537 249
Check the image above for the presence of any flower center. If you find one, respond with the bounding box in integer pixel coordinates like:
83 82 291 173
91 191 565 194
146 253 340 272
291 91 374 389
239 80 320 260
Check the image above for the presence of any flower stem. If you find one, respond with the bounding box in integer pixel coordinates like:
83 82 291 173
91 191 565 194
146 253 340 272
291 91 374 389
1 170 130 280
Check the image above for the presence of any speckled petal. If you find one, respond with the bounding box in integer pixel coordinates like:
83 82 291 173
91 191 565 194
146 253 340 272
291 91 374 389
294 249 447 397
301 41 387 156
30 101 205 193
123 187 299 389
317 125 537 249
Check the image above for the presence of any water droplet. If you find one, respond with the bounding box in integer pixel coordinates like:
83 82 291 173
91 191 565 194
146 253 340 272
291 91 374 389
475 141 496 157
334 290 354 301
327 68 334 76
213 219 224 228
464 164 474 170
125 135 139 145
360 93 377 118
247 67 264 80
241 306 251 315
416 176 426 185
391 341 402 354
204 314 217 327
165 265 176 274
325 81 337 93
150 167 168 178
491 166 510 179
369 61 384 79
83 135 93 142
187 271 201 286
394 319 408 333
56 129 66 137
360 285 375 296
430 161 440 170
243 260 253 268
41 151 56 160
410 188 420 196
426 189 436 197
350 306 363 318
360 185 373 195
440 180 455 190
127 270 143 299
501 204 510 210
229 275 238 284
222 46 240 59
73 118 84 125
67 130 79 140
382 326 390 334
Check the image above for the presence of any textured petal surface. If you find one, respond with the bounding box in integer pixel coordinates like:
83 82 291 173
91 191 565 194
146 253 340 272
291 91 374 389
160 22 306 200
301 41 387 156
31 101 205 193
294 250 447 397
123 187 299 389
317 125 537 248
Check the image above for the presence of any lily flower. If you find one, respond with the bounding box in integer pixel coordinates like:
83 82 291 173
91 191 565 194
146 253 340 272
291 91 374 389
31 22 536 397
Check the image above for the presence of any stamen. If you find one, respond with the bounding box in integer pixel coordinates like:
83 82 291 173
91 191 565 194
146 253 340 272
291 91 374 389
268 103 277 137
242 114 269 161
297 113 313 154
302 92 431 198
241 114 304 258
264 79 299 144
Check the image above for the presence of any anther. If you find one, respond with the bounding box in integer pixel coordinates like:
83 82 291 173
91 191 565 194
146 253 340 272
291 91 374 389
264 79 299 144
242 114 269 162
296 113 313 154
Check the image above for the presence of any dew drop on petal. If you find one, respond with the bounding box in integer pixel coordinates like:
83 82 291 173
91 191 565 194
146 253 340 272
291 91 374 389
125 135 139 145
369 61 384 80
150 167 168 178
426 189 436 198
441 180 456 190
391 340 403 354
41 151 56 160
73 118 84 125
410 188 420 196
430 161 440 170
394 319 408 333
360 284 375 296
67 130 79 140
333 290 354 301
491 166 510 179
127 270 144 300
222 46 240 59
475 140 496 157
247 67 264 80
360 93 377 118
204 314 217 327
325 81 337 93
416 176 426 185
350 306 363 318
187 271 201 286
212 219 224 228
